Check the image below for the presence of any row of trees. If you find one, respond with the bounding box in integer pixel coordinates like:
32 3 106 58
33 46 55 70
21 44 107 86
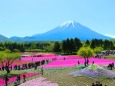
0 42 25 52
53 38 115 54
53 38 82 54
0 42 50 52
0 38 115 54
87 39 114 50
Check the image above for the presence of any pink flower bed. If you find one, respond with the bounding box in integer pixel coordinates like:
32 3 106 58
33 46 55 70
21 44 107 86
0 72 40 86
0 53 114 69
21 55 83 61
40 58 115 68
0 54 83 68
21 56 56 61
17 55 115 68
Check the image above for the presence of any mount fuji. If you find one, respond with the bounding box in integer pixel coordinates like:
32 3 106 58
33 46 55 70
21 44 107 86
10 21 112 41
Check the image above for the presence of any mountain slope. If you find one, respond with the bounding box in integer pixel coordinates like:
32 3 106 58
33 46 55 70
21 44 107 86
0 34 11 42
33 21 111 41
10 21 112 41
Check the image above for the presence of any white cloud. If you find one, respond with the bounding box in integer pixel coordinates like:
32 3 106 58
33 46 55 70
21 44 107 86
105 34 115 38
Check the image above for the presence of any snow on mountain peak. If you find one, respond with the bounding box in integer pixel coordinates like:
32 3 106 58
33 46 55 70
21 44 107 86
60 21 77 28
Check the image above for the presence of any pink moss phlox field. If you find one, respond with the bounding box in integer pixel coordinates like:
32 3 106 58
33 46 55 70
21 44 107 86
40 58 115 68
7 53 115 68
0 53 115 85
0 53 115 68
0 72 40 86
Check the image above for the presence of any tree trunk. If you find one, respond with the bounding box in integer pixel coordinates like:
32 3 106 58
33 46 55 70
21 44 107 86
86 58 89 65
5 66 10 74
84 58 87 66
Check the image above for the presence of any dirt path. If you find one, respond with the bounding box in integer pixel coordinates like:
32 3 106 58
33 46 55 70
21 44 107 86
19 77 58 86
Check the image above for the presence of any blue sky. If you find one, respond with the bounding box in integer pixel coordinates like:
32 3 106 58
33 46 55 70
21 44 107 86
0 0 115 38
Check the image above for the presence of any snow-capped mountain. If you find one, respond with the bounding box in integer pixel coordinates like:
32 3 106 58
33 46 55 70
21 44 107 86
10 21 112 41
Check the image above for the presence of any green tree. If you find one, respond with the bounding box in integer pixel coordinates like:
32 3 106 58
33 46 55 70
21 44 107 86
90 39 96 49
70 38 76 53
4 49 11 53
66 38 70 54
78 46 94 66
13 49 20 52
74 38 82 51
103 40 114 50
94 47 103 54
53 41 61 53
0 51 21 74
0 47 4 51
85 40 90 45
62 40 67 54
30 42 36 51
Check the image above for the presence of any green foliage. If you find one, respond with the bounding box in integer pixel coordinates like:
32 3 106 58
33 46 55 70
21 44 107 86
104 40 114 50
45 43 54 52
90 39 114 50
90 39 103 49
13 49 20 52
4 42 25 52
53 41 61 53
94 47 103 54
0 47 4 51
30 42 36 49
78 46 94 59
0 70 26 78
74 38 82 51
62 38 82 54
0 51 21 73
62 40 67 53
0 51 20 61
83 44 89 47
4 49 11 53
0 52 5 62
6 53 20 60
85 40 90 45
0 38 114 54
102 54 115 59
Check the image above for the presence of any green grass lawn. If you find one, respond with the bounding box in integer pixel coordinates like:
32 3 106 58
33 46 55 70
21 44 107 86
42 66 115 86
0 68 35 78
0 70 27 78
102 54 115 59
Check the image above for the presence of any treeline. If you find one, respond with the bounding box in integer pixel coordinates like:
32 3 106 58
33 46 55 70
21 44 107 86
0 42 50 52
58 38 82 54
0 38 115 54
88 39 115 50
0 42 25 52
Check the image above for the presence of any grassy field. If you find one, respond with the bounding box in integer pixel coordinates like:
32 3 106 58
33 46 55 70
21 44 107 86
42 66 115 86
0 70 26 78
102 54 115 59
7 65 115 86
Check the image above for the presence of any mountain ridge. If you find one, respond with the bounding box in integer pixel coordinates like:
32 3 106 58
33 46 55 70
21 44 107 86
5 21 113 41
30 21 112 41
0 34 11 42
